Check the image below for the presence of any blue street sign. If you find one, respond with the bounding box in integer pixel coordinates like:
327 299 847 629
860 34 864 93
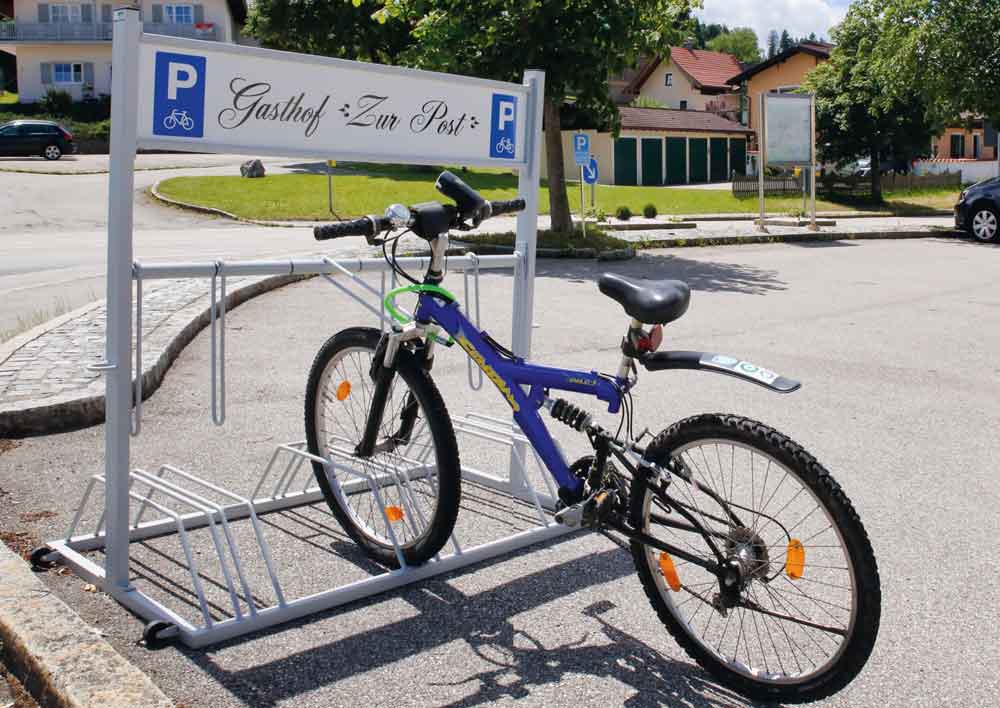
583 156 599 184
573 133 590 166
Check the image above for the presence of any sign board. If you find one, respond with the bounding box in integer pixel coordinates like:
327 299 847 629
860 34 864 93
583 156 599 184
327 159 336 167
136 36 531 167
764 93 812 166
573 133 590 166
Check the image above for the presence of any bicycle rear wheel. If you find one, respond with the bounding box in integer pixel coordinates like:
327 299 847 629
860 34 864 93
305 327 461 567
629 414 880 703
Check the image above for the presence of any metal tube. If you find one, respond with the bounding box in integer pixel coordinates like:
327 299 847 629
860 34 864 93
131 265 142 436
104 7 141 590
758 91 767 233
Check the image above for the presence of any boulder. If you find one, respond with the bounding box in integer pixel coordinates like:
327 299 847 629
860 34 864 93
240 159 265 178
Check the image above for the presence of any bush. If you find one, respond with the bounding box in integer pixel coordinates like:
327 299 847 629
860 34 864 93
642 203 657 218
40 89 73 117
615 205 632 220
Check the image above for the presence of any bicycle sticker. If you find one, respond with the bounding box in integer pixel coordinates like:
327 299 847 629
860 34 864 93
153 51 206 138
489 93 517 159
701 354 780 385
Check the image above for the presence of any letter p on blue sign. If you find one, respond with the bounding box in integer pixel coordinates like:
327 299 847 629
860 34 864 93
489 93 517 160
153 51 206 138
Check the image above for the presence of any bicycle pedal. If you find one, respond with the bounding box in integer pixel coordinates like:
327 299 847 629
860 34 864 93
554 501 586 527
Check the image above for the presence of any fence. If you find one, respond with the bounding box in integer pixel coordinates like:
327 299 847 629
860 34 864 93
880 171 961 190
732 173 802 197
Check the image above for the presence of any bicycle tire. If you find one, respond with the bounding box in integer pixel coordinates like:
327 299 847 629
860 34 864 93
305 327 461 567
628 413 880 703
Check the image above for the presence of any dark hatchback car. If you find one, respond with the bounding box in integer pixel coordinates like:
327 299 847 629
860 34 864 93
955 176 1000 242
0 119 76 160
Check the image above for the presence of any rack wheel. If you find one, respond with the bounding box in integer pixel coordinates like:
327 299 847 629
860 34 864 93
142 620 177 649
29 546 58 571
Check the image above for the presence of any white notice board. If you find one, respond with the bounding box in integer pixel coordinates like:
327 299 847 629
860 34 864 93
135 35 531 167
764 93 813 167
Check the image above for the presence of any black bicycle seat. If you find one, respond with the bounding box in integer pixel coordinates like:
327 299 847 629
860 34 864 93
597 274 691 325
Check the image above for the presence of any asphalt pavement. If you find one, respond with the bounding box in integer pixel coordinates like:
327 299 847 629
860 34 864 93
1 237 999 707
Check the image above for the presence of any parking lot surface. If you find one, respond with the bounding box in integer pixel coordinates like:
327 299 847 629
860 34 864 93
2 237 999 707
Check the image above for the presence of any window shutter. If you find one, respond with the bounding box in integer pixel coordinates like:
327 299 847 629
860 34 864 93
83 62 94 86
38 4 50 23
41 63 52 84
151 4 163 23
194 5 205 24
81 4 94 23
101 4 112 23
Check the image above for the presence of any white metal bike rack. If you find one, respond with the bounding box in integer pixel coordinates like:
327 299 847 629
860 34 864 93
39 9 573 648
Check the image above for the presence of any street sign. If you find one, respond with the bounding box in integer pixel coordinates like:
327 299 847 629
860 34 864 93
583 156 599 184
327 159 336 167
573 133 590 166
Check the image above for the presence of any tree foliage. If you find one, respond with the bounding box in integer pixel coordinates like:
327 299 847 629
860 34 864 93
706 28 762 64
804 0 936 199
766 30 779 59
778 30 793 53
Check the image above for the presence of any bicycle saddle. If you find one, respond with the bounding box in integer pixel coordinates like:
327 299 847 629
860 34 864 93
597 274 691 325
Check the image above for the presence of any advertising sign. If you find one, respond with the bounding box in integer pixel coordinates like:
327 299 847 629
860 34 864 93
764 93 812 166
137 37 530 166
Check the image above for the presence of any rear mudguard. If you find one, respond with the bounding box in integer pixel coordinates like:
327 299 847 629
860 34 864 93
640 351 801 393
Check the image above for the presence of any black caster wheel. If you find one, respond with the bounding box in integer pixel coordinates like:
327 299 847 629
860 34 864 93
142 620 177 649
29 546 58 571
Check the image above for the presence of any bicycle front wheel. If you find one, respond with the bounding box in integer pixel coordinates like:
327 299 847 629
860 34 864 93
629 414 880 703
305 327 461 567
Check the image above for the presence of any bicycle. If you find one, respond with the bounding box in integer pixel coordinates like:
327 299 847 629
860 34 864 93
163 109 194 131
304 170 880 703
495 136 515 154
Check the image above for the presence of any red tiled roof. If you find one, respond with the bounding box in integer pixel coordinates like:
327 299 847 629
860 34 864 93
618 107 752 134
625 47 743 94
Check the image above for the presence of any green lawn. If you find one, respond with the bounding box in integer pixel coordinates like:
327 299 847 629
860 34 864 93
156 164 959 221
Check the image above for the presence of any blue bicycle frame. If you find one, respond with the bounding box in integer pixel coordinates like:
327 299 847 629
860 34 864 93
414 292 626 497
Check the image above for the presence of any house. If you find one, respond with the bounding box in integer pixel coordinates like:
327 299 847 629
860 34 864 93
622 44 743 120
0 1 248 102
931 118 996 161
726 41 833 137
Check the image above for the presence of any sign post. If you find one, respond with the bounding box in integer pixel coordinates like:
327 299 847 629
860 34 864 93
760 92 817 230
326 159 336 214
573 133 590 237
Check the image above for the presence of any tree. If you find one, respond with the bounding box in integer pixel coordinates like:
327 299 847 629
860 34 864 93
380 0 696 234
246 0 412 64
874 0 1000 126
767 30 780 59
804 0 937 200
807 32 818 42
706 28 762 64
779 29 794 52
692 19 727 49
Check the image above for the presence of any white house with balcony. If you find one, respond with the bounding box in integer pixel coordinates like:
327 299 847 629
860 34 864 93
0 1 248 101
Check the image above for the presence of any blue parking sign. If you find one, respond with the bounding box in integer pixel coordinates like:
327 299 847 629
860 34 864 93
573 133 589 166
153 51 206 138
489 93 517 159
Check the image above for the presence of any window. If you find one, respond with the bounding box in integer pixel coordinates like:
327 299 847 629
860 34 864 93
950 134 965 159
50 4 82 23
0 125 17 137
679 100 687 110
775 85 800 94
664 73 673 87
53 63 83 84
973 134 981 159
165 5 194 24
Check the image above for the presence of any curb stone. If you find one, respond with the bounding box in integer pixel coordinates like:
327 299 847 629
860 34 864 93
0 543 171 708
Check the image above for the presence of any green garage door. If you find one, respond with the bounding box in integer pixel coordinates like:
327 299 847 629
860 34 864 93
689 138 708 183
710 138 728 182
665 137 686 185
614 137 637 185
729 138 747 177
641 138 663 185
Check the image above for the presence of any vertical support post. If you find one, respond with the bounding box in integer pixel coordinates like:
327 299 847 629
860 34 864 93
809 94 818 231
758 92 767 233
104 7 140 591
579 165 585 237
510 69 545 496
685 137 690 184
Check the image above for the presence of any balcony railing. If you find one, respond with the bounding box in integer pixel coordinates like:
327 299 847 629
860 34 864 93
0 22 219 42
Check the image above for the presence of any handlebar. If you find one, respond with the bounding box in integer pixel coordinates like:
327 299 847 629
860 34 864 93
313 215 390 241
489 198 526 217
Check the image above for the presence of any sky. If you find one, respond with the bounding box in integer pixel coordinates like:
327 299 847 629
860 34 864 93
697 0 851 50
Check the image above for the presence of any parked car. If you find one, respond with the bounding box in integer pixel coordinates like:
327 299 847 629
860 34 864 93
954 177 1000 242
0 120 76 160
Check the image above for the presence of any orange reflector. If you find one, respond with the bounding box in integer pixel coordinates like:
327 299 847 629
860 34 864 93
385 506 404 522
335 380 351 401
786 539 806 579
658 552 681 592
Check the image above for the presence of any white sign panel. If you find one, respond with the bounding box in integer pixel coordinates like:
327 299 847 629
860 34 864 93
764 93 812 166
136 36 530 166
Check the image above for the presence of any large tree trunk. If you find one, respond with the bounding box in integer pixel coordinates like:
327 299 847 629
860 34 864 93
870 149 882 201
543 97 573 233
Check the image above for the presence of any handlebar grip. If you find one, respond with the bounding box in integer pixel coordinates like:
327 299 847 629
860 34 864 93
489 198 526 217
313 216 386 241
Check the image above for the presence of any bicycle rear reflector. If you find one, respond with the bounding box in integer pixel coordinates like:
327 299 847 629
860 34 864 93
786 539 805 579
336 381 352 401
385 506 404 522
658 552 681 592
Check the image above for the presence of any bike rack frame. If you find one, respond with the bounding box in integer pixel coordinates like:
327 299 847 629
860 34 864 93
41 9 560 648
